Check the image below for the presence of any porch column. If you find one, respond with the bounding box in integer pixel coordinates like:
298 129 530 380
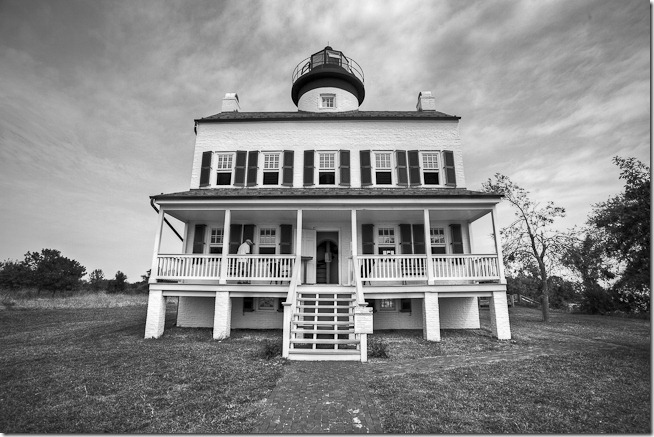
282 302 292 358
213 291 232 340
149 206 165 283
144 289 166 338
489 291 511 339
295 209 303 282
422 292 441 341
423 209 435 285
491 205 506 284
351 209 361 290
219 210 231 284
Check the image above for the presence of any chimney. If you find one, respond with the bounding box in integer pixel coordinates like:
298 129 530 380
416 91 436 111
221 93 240 112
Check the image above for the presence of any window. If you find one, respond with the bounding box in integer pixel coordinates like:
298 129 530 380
430 227 447 254
374 152 393 185
215 153 234 185
209 228 223 254
318 151 337 185
379 299 397 312
378 227 396 255
321 94 335 109
262 153 281 185
258 297 276 311
259 227 277 255
422 152 440 185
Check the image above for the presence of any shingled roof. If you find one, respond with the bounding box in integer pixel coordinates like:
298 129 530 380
196 110 460 123
152 187 500 201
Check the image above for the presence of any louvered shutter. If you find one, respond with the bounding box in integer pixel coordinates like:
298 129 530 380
199 152 212 187
279 224 293 254
282 151 294 186
450 224 464 254
361 224 375 254
243 224 255 244
192 225 206 254
234 151 247 186
246 151 258 186
408 151 421 186
444 151 456 187
229 224 243 254
360 150 372 186
340 150 350 186
412 224 425 254
396 151 408 186
303 150 314 186
399 224 413 254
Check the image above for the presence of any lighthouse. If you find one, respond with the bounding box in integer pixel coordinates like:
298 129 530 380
291 46 365 112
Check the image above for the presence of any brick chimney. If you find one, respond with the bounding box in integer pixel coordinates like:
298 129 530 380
221 93 240 112
416 91 436 111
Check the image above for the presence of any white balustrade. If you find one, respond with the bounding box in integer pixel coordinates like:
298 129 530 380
156 254 295 282
156 254 222 280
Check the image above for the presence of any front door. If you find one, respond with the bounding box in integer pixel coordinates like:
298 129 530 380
316 231 339 284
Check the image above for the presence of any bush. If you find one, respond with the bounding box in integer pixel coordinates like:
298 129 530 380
368 337 389 358
258 339 282 360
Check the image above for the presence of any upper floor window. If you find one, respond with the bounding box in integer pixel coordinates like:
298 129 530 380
259 227 277 254
318 151 337 185
421 152 441 185
209 228 223 254
430 227 446 254
262 153 281 185
374 152 393 185
215 153 234 185
321 94 335 109
378 227 396 254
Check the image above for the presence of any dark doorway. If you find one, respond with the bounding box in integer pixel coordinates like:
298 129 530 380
316 232 339 284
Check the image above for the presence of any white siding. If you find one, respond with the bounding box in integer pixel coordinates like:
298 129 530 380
439 296 480 329
231 297 284 329
372 298 423 330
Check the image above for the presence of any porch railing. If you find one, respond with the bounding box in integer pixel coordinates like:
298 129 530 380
357 254 500 282
155 254 296 282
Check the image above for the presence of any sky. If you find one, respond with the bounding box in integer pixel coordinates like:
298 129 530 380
0 0 650 281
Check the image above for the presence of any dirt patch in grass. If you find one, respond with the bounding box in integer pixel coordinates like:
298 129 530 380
0 306 285 433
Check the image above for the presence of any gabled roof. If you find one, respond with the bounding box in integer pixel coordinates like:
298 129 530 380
152 187 500 201
195 110 460 123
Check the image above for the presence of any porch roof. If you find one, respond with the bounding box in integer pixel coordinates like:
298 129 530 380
151 187 501 201
196 110 460 122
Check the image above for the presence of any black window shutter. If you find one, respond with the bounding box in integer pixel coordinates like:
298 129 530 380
450 224 464 254
282 150 294 186
303 150 314 186
192 224 206 254
243 224 255 244
246 151 259 186
277 298 285 312
367 298 377 313
396 151 408 186
399 224 413 254
412 224 425 254
199 152 212 187
279 224 293 254
340 150 350 186
243 297 254 312
361 224 375 254
234 151 247 186
444 151 456 187
400 298 412 313
408 150 421 186
360 150 372 186
229 224 243 254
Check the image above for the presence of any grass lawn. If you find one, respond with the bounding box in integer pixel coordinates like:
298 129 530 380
0 301 285 433
368 307 651 433
0 297 650 433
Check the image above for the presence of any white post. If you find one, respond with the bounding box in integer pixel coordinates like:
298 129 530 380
423 209 435 285
351 209 363 291
491 205 506 284
213 292 232 340
422 292 441 341
489 291 512 339
295 209 303 283
219 210 231 284
359 333 368 363
149 207 165 284
144 289 166 338
282 302 292 358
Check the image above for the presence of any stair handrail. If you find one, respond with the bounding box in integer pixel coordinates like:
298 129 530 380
282 255 302 358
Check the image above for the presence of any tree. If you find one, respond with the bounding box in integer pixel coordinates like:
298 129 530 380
89 269 105 291
20 249 86 295
482 174 570 322
0 259 32 290
107 271 127 293
587 157 650 311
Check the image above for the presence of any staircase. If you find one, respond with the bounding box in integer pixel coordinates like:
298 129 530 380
288 286 362 361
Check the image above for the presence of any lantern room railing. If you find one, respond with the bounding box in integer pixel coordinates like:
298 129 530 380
292 49 364 84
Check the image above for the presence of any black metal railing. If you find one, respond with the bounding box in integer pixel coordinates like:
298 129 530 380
292 50 364 84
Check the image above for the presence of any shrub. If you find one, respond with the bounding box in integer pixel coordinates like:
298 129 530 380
368 337 389 358
258 339 282 360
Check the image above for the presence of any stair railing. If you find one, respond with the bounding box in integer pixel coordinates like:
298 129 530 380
282 256 303 358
